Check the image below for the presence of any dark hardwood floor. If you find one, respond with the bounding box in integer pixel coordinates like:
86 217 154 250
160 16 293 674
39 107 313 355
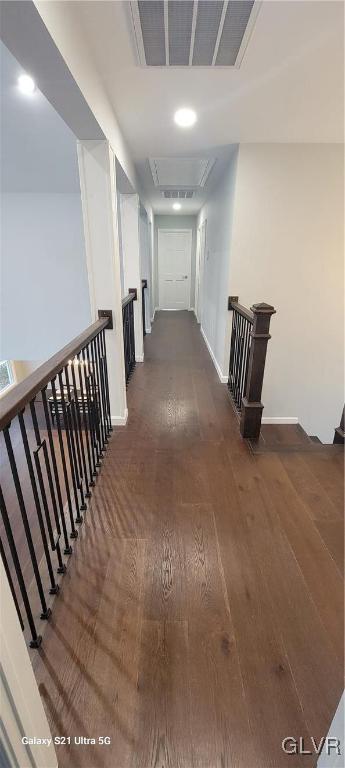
29 311 343 768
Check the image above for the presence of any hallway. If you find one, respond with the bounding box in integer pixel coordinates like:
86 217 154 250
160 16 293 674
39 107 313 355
32 311 344 768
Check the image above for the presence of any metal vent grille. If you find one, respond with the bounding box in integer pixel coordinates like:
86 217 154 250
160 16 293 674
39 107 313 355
130 0 259 67
169 1 194 66
162 190 194 199
137 1 165 66
193 1 224 66
216 0 255 65
149 157 215 188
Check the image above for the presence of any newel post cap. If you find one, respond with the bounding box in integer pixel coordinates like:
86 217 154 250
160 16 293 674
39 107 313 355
251 302 276 316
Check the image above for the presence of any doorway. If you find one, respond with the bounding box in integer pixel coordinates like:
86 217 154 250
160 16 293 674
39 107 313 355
158 229 192 310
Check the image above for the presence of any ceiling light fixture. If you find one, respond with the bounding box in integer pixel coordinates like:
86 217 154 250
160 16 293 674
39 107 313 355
18 74 36 95
173 202 182 211
174 107 197 128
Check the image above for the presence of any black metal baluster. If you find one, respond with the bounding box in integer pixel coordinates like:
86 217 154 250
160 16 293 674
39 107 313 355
100 329 112 433
232 312 240 398
123 306 129 384
91 336 104 451
0 486 42 647
3 426 51 620
18 409 60 594
130 299 136 372
50 377 78 539
240 318 250 405
81 347 98 477
228 313 236 387
142 282 146 338
69 360 91 497
41 387 72 555
243 328 251 400
91 337 105 453
96 332 108 445
238 315 246 407
29 400 66 577
0 536 24 630
238 318 247 405
85 344 101 467
64 365 86 511
58 371 84 522
76 351 95 489
236 315 244 408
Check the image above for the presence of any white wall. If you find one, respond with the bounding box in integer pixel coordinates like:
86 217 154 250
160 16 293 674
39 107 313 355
120 193 144 361
1 193 91 360
139 207 152 332
229 144 344 443
197 149 239 379
154 215 197 311
77 140 127 424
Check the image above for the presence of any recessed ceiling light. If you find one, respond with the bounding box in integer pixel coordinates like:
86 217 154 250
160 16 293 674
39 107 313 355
173 202 182 211
174 108 197 128
18 74 36 95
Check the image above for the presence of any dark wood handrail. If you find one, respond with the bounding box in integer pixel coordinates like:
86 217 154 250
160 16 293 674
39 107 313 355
0 317 109 431
122 291 136 309
228 298 254 324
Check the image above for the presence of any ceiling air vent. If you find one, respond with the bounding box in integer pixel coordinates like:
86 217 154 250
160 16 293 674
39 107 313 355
162 190 194 199
129 0 260 68
149 157 215 188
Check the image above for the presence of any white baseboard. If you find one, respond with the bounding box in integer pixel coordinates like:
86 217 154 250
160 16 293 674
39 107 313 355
200 326 228 384
261 416 298 425
135 354 144 363
111 408 128 426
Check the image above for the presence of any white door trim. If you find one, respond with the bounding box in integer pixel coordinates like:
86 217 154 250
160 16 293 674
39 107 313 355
158 229 192 311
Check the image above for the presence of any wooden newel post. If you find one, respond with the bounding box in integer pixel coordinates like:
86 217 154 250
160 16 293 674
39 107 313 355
240 302 276 440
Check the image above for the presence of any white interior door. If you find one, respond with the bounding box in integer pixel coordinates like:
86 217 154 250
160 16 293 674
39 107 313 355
158 230 192 310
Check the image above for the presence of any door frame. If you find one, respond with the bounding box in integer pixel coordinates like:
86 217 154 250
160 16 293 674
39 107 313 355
157 228 193 311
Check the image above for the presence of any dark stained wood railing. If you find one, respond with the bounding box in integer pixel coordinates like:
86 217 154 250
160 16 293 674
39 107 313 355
0 314 112 647
142 279 147 339
122 290 136 385
228 297 276 439
333 406 344 445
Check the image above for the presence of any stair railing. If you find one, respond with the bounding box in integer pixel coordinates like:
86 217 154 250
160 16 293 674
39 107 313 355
122 290 136 385
228 296 276 439
0 313 112 648
141 279 147 339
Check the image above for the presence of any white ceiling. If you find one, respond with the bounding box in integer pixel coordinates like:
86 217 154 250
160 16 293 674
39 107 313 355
73 0 343 214
4 1 343 212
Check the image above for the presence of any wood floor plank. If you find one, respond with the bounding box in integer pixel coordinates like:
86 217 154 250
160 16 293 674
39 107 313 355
206 457 313 766
188 618 256 768
301 451 344 517
134 620 193 768
315 519 344 577
192 368 221 441
240 468 343 741
256 452 344 663
280 452 342 521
